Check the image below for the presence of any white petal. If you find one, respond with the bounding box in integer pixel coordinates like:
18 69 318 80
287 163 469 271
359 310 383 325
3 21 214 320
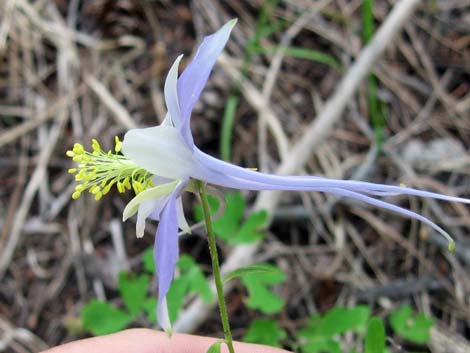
136 198 160 238
122 125 198 180
176 196 190 234
161 112 172 126
122 180 178 221
164 55 183 128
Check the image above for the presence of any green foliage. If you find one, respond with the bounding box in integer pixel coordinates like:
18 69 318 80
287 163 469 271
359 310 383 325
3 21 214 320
223 264 278 284
390 305 433 344
362 0 375 43
243 319 287 347
206 341 224 353
297 306 371 353
239 263 286 314
220 95 239 162
194 191 268 244
81 272 151 335
81 250 213 335
362 0 385 146
365 317 385 353
300 306 371 337
300 337 342 353
118 272 150 316
167 255 214 322
142 247 155 273
81 300 133 336
293 304 433 353
142 297 157 323
251 46 342 72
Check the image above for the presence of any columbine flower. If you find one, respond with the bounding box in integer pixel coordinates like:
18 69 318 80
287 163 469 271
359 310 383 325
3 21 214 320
68 20 469 332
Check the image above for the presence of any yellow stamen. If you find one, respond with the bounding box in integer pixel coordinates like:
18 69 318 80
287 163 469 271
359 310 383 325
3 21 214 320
92 139 101 153
73 143 85 155
66 137 154 201
114 136 122 153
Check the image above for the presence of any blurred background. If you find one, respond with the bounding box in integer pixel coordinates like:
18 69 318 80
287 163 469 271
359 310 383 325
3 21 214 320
0 0 469 352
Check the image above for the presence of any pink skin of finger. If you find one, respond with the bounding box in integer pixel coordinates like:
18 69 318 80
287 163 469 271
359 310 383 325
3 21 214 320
41 329 292 353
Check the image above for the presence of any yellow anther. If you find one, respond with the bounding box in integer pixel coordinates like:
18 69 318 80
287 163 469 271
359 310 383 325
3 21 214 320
123 177 131 190
102 184 112 195
66 150 74 157
68 168 77 174
132 181 142 194
88 171 97 181
94 192 103 201
73 143 85 155
92 139 101 153
72 191 81 199
90 186 101 194
448 241 455 252
114 136 122 153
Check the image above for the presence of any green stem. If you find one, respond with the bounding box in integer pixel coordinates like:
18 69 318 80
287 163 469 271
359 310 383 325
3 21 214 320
197 181 235 353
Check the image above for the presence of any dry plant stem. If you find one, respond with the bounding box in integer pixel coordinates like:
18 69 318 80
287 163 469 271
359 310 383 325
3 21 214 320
85 75 137 129
197 181 235 353
0 112 70 279
174 0 422 332
258 0 331 169
0 84 86 148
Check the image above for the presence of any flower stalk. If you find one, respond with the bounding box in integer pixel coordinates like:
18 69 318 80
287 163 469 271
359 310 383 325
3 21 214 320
197 180 235 353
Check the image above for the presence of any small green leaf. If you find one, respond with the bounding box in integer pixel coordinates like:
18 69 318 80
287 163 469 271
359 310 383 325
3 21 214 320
251 46 342 72
316 306 371 337
240 263 286 314
231 210 267 244
297 306 371 348
118 272 150 316
220 94 239 162
214 192 244 239
194 192 267 244
178 255 214 303
167 276 189 323
143 297 157 323
81 300 133 335
164 255 214 324
206 340 224 353
243 319 287 347
300 336 342 353
390 305 433 344
223 264 277 284
365 317 385 353
177 254 196 271
187 266 214 303
142 248 155 273
195 194 240 238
